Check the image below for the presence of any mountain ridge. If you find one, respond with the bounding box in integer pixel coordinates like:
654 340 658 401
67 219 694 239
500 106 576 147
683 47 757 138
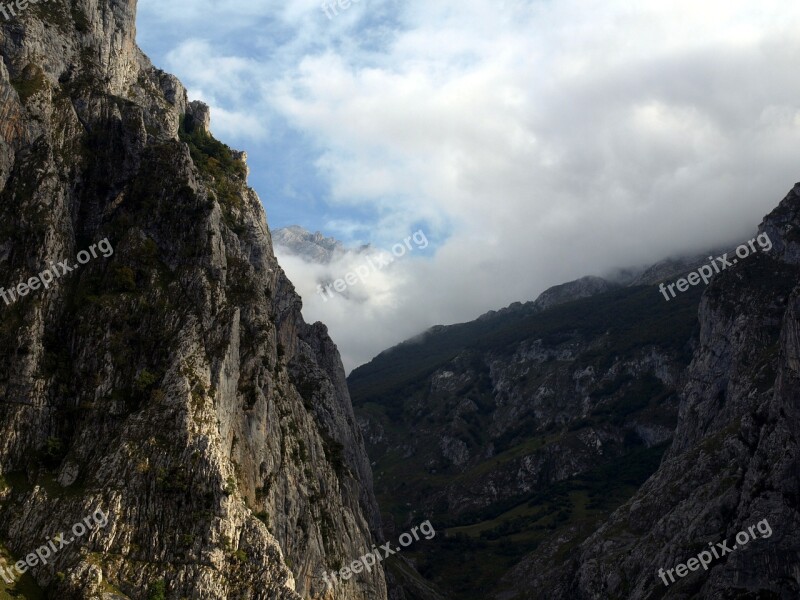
350 187 800 599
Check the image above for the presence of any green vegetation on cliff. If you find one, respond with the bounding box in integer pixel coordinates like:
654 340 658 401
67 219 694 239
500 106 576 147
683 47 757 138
349 283 703 599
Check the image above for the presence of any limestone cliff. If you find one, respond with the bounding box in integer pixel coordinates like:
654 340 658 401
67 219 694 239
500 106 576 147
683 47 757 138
0 1 385 598
500 187 800 599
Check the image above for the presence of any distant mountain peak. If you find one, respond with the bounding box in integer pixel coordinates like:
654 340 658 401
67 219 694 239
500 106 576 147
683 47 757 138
273 225 346 264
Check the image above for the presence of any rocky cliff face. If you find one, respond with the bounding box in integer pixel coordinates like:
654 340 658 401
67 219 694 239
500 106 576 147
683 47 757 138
350 274 703 597
352 200 800 599
0 2 385 599
496 187 800 599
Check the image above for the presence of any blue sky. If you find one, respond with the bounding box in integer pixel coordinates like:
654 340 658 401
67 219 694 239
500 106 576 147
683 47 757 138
135 0 800 370
136 0 419 246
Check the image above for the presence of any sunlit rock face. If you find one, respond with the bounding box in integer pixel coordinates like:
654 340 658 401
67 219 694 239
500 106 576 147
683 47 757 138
0 2 385 598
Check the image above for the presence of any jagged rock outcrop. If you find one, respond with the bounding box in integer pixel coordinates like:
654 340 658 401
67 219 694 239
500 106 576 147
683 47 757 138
0 2 385 599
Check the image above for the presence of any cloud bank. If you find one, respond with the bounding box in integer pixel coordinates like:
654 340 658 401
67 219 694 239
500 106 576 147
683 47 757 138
137 0 800 371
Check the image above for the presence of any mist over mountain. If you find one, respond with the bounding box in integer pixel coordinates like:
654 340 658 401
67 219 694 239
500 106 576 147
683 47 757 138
135 1 800 385
273 225 435 372
274 225 733 373
349 187 800 599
